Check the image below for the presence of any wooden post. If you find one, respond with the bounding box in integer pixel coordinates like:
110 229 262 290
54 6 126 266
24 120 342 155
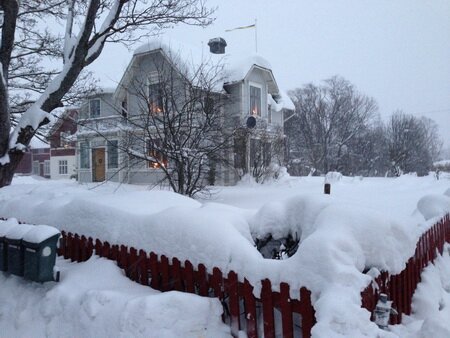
324 183 331 194
280 282 294 338
261 279 275 338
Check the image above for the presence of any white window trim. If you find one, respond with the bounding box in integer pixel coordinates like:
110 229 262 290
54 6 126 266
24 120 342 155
145 137 166 171
32 161 40 175
249 81 263 117
89 98 101 118
107 139 119 169
44 160 50 176
59 160 68 175
146 71 160 97
79 141 91 170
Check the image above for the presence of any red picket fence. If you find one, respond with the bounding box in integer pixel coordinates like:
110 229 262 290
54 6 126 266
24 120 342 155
361 213 450 324
2 213 449 336
57 232 316 338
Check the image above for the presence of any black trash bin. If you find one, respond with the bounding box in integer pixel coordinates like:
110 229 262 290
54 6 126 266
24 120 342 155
22 225 60 282
0 219 19 272
5 224 34 276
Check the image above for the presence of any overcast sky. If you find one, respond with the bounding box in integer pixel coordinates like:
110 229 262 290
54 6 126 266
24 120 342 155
90 0 450 145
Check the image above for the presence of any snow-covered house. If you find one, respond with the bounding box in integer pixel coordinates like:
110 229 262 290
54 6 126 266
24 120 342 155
47 107 78 179
76 38 294 185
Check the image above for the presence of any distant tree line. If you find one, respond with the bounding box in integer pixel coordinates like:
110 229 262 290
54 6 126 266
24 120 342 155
285 76 443 177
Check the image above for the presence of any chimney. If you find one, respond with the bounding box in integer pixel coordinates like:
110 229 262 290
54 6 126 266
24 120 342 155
208 37 227 54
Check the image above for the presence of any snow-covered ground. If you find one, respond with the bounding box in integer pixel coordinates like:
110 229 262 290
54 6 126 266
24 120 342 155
0 173 449 338
0 256 230 337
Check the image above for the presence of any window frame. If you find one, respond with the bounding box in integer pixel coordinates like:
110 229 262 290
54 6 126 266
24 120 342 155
268 104 272 124
32 161 40 175
89 98 101 118
146 138 168 169
79 141 90 169
44 160 50 176
107 140 119 169
58 160 68 175
147 73 163 114
249 83 262 117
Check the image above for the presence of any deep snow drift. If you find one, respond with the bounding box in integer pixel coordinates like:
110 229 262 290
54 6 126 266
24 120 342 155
0 174 449 338
0 255 230 337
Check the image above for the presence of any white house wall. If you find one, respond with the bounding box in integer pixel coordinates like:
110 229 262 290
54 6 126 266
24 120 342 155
50 155 76 179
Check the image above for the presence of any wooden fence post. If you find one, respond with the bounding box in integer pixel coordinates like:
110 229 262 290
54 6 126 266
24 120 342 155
300 287 315 338
149 252 159 290
242 279 257 338
280 282 293 338
183 260 195 294
261 279 275 338
226 271 240 336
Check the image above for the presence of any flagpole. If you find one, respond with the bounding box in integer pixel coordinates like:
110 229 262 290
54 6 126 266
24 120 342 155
255 18 258 54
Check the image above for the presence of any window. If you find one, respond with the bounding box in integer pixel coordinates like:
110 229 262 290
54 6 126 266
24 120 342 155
147 139 167 169
32 161 40 175
250 85 262 116
268 104 272 124
80 141 90 169
59 160 68 175
44 160 50 176
107 140 119 169
204 96 214 114
148 83 163 114
89 99 100 118
121 99 128 119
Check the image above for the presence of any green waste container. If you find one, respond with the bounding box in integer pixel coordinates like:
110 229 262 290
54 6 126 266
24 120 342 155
22 225 60 282
5 224 34 276
0 219 19 272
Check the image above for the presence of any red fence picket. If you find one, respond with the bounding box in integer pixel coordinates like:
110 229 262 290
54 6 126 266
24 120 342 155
2 213 448 337
361 214 450 326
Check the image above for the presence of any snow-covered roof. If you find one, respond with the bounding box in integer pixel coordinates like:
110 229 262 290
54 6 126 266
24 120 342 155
268 89 295 112
128 38 283 95
47 107 79 137
98 86 116 94
30 136 49 149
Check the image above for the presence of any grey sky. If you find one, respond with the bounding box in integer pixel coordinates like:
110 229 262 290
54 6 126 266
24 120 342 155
90 0 450 145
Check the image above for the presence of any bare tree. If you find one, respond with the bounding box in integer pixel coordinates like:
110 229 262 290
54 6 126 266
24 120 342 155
387 112 442 176
80 52 234 197
0 0 214 187
235 127 285 183
286 76 378 175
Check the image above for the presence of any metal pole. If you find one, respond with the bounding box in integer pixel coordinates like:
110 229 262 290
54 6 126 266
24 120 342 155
255 18 258 54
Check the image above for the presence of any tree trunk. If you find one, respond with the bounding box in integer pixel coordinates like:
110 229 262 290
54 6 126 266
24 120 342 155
0 150 24 187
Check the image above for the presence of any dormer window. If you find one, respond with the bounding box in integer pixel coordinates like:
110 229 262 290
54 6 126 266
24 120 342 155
147 72 163 114
148 83 163 114
89 99 100 118
249 85 261 116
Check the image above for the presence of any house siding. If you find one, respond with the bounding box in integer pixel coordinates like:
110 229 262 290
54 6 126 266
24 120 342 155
76 47 290 186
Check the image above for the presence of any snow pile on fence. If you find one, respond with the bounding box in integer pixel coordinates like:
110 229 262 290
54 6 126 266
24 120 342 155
0 256 230 337
417 194 450 221
0 176 449 337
